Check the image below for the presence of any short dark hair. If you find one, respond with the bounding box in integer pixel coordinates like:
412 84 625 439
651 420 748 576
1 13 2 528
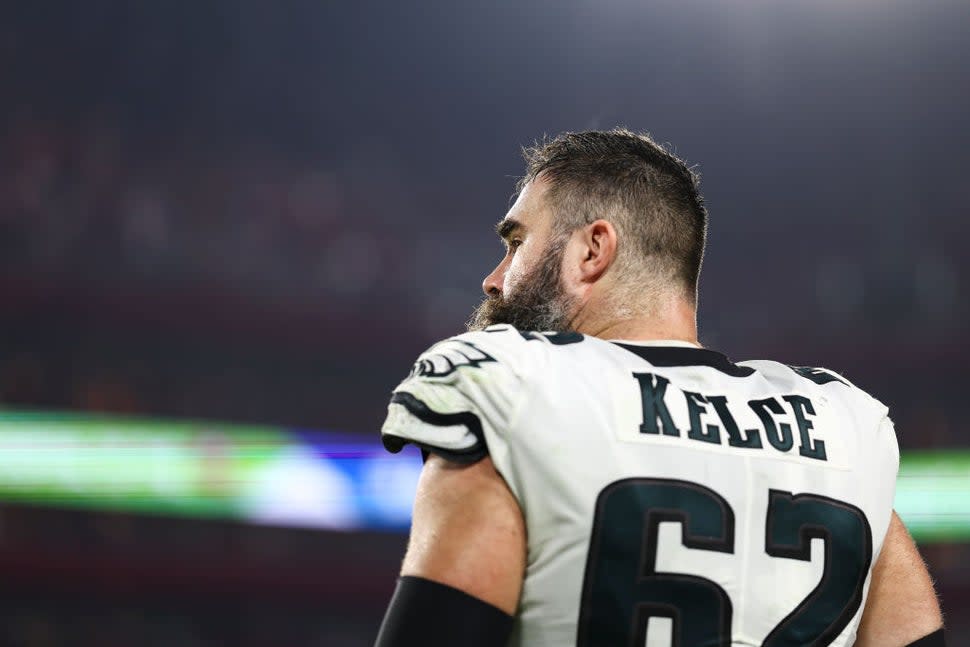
519 128 708 303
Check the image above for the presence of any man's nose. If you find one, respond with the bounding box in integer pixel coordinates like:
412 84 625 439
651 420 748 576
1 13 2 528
482 263 505 297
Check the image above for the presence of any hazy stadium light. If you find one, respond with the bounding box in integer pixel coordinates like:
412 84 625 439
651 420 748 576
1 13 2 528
0 410 963 541
0 410 422 531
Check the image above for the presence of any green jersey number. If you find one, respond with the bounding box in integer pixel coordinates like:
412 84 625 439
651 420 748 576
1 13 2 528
577 479 872 647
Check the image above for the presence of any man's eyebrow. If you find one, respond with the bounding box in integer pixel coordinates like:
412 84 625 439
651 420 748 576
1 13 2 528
495 218 524 240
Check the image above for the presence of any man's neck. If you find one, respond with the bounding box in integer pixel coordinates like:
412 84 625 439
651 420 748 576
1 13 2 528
585 319 699 344
573 295 699 345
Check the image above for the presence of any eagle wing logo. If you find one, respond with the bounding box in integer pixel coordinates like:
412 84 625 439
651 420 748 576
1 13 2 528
409 340 496 378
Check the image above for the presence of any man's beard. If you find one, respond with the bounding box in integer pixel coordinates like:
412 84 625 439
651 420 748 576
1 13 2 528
467 236 578 333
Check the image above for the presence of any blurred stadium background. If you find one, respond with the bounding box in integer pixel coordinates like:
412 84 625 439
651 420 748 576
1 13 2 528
0 1 967 645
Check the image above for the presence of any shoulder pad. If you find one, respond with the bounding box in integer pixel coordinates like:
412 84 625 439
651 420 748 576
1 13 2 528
787 365 851 387
382 325 551 463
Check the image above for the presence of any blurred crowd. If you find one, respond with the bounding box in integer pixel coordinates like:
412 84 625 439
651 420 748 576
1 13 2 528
0 109 413 307
0 106 966 445
0 100 484 431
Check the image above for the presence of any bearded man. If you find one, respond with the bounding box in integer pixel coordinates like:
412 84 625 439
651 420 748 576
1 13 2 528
374 129 944 647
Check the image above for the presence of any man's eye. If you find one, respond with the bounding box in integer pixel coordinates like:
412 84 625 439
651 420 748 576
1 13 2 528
508 239 523 252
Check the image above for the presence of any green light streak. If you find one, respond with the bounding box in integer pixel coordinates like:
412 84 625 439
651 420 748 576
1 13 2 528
0 410 966 542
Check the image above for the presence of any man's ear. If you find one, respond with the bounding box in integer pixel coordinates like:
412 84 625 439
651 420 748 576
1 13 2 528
578 219 618 283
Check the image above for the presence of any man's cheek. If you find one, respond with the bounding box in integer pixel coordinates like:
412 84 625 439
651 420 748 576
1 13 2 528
503 261 525 295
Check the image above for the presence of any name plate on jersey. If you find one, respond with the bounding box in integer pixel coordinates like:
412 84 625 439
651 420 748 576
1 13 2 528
612 370 849 470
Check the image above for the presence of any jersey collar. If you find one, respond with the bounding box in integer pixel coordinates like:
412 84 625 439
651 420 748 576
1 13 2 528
610 341 755 378
607 339 701 348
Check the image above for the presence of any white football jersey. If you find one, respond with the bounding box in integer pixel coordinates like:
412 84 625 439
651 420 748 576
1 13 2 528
382 324 899 647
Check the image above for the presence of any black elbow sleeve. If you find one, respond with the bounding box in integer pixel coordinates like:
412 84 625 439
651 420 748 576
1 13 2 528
906 628 946 647
374 576 514 647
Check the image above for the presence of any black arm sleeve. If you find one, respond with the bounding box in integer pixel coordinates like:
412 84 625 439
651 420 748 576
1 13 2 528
906 628 946 647
374 576 514 647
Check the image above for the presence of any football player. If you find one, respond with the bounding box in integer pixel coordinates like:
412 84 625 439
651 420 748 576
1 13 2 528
374 129 944 647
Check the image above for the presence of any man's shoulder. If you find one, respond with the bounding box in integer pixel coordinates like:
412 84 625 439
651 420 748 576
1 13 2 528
738 358 888 417
738 358 852 385
383 326 575 461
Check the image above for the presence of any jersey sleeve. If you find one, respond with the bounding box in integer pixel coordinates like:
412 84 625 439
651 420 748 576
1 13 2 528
867 413 901 555
381 325 539 463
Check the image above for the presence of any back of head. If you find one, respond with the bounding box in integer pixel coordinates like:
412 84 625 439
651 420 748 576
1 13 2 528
520 128 708 305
